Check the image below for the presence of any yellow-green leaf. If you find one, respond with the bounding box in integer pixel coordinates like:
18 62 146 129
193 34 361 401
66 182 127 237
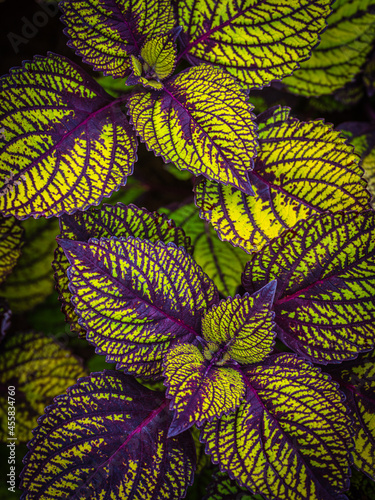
164 343 245 437
0 216 23 285
161 203 249 296
0 53 137 218
283 0 375 96
195 106 370 253
177 0 331 88
128 64 257 194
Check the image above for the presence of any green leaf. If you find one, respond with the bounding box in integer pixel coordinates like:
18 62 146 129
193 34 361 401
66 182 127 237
338 122 375 208
164 343 246 437
59 237 218 379
201 354 352 500
0 217 59 312
202 282 276 365
177 0 331 88
0 53 137 218
243 211 375 364
53 203 191 336
328 350 375 480
161 203 249 296
283 0 375 96
20 371 196 499
60 0 176 78
195 106 371 253
0 216 23 285
128 64 257 194
0 331 86 443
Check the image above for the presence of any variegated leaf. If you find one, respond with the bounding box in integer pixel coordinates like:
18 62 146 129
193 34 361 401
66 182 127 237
195 107 371 253
338 121 375 207
0 331 86 443
328 350 375 480
128 64 257 194
53 203 191 336
59 237 218 378
202 282 276 364
20 371 196 499
164 343 246 437
0 216 23 285
242 211 375 364
60 0 176 77
0 53 137 218
176 0 331 88
201 354 352 500
283 0 375 96
161 202 249 296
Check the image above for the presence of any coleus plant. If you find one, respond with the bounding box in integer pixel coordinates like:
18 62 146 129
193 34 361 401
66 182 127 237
0 0 374 499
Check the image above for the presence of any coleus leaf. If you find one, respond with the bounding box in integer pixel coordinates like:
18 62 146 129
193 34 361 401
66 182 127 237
176 0 331 89
59 237 218 378
0 331 86 443
0 53 137 218
53 203 191 336
164 282 276 437
127 64 257 194
161 202 249 296
0 216 23 285
201 354 352 500
202 281 276 364
0 217 59 312
60 0 176 78
328 350 375 480
242 211 375 364
195 106 371 253
127 31 179 89
164 343 245 437
338 121 375 207
283 0 375 96
20 371 196 499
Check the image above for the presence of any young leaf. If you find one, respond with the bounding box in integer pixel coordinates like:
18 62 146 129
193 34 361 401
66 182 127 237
202 282 276 364
328 350 375 480
242 211 375 364
176 0 331 88
140 32 178 80
195 106 371 253
127 64 257 195
53 203 192 336
0 217 59 312
20 371 196 499
59 237 218 378
201 354 352 500
283 0 375 96
0 53 137 218
161 202 250 296
164 343 246 437
0 216 23 284
0 331 86 443
60 0 176 77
